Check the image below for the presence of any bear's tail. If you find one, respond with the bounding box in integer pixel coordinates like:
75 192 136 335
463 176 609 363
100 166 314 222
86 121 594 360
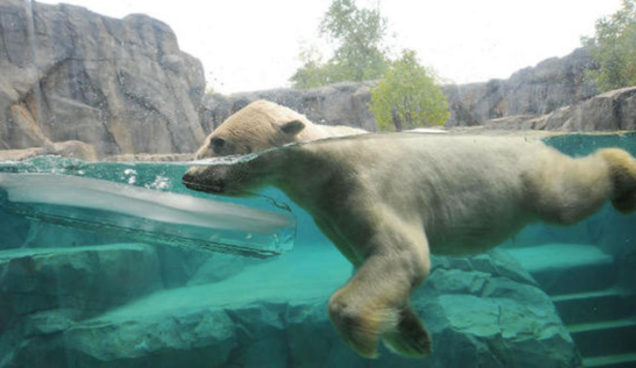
598 148 636 214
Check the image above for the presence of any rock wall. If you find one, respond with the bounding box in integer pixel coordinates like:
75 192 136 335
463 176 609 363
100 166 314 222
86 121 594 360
203 49 599 132
483 86 636 131
202 81 378 133
444 48 599 127
0 0 206 157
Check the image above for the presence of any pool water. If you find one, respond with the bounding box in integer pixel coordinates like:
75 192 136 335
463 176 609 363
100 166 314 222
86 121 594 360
0 133 635 368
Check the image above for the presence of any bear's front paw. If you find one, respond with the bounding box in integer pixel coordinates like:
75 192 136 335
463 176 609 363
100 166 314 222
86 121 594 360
328 295 399 358
382 306 433 358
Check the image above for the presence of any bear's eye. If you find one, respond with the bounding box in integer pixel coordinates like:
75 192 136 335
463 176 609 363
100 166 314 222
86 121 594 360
211 138 226 154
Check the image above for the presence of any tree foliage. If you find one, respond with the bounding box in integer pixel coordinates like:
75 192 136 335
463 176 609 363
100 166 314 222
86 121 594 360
290 0 389 89
582 0 636 92
291 1 449 131
369 50 449 131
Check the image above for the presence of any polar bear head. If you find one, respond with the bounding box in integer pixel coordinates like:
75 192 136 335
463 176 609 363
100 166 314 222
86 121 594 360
182 150 282 197
195 100 309 159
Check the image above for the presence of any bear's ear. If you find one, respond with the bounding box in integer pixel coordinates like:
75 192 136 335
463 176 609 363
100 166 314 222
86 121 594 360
280 120 305 136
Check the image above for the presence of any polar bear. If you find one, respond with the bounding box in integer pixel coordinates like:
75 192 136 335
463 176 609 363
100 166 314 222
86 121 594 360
182 133 636 358
195 100 366 159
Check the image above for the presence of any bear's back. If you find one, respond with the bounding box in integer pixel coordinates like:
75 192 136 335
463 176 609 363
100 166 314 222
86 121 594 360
294 133 554 254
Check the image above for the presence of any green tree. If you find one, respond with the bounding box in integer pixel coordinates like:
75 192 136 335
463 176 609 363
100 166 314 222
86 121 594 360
290 0 390 89
582 0 636 92
369 50 449 131
289 46 338 89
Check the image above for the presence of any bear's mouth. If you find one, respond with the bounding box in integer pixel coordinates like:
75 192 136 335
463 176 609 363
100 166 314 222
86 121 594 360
182 178 225 194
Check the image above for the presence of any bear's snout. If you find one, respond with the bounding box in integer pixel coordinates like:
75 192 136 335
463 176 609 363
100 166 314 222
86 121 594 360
182 171 196 185
182 169 226 193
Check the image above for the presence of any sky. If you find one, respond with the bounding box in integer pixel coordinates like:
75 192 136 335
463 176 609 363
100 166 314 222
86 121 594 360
37 0 623 95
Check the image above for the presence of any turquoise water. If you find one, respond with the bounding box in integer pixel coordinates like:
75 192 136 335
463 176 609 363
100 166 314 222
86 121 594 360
0 133 635 368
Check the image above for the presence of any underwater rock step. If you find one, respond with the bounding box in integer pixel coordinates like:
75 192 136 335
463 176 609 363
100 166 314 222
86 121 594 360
583 352 636 368
532 263 616 296
508 243 636 367
0 173 296 258
552 288 636 325
0 244 162 320
98 246 353 315
569 319 636 358
507 244 616 295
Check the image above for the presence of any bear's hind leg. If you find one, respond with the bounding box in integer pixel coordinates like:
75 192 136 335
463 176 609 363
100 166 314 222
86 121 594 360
598 148 636 214
382 303 432 358
530 147 636 224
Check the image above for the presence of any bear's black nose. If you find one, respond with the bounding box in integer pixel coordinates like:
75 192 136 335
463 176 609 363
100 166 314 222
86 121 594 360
182 172 196 184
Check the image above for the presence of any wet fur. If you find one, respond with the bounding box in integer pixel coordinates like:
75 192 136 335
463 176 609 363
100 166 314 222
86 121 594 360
194 100 366 160
185 133 636 359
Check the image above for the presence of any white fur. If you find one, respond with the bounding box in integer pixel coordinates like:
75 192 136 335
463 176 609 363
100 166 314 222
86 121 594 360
195 100 366 159
184 132 636 359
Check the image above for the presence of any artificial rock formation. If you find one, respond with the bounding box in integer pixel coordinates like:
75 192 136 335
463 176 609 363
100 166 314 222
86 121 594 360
202 49 599 132
202 81 378 133
444 48 598 127
0 0 206 157
483 87 636 131
0 246 581 368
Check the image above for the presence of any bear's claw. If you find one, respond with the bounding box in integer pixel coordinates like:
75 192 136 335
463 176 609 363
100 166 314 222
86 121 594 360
382 306 433 358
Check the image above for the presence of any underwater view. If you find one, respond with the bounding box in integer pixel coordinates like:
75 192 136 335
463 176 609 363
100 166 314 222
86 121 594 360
2 0 636 367
1 133 635 368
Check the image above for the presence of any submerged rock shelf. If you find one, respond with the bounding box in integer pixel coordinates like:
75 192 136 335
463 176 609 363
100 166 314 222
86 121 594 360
1 244 581 368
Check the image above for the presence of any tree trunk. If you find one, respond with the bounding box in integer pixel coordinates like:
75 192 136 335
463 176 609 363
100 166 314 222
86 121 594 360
391 109 403 131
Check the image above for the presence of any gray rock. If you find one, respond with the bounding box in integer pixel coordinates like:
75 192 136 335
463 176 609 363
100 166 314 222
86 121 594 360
0 0 206 157
504 48 599 116
0 212 214 290
186 253 251 285
0 244 162 320
0 140 97 161
443 80 507 127
444 48 599 127
483 87 636 131
0 243 165 368
65 308 238 367
202 81 378 133
102 153 194 162
202 49 599 134
557 86 636 131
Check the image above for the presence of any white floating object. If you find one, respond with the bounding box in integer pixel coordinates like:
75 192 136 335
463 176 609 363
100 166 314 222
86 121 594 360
0 173 296 258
